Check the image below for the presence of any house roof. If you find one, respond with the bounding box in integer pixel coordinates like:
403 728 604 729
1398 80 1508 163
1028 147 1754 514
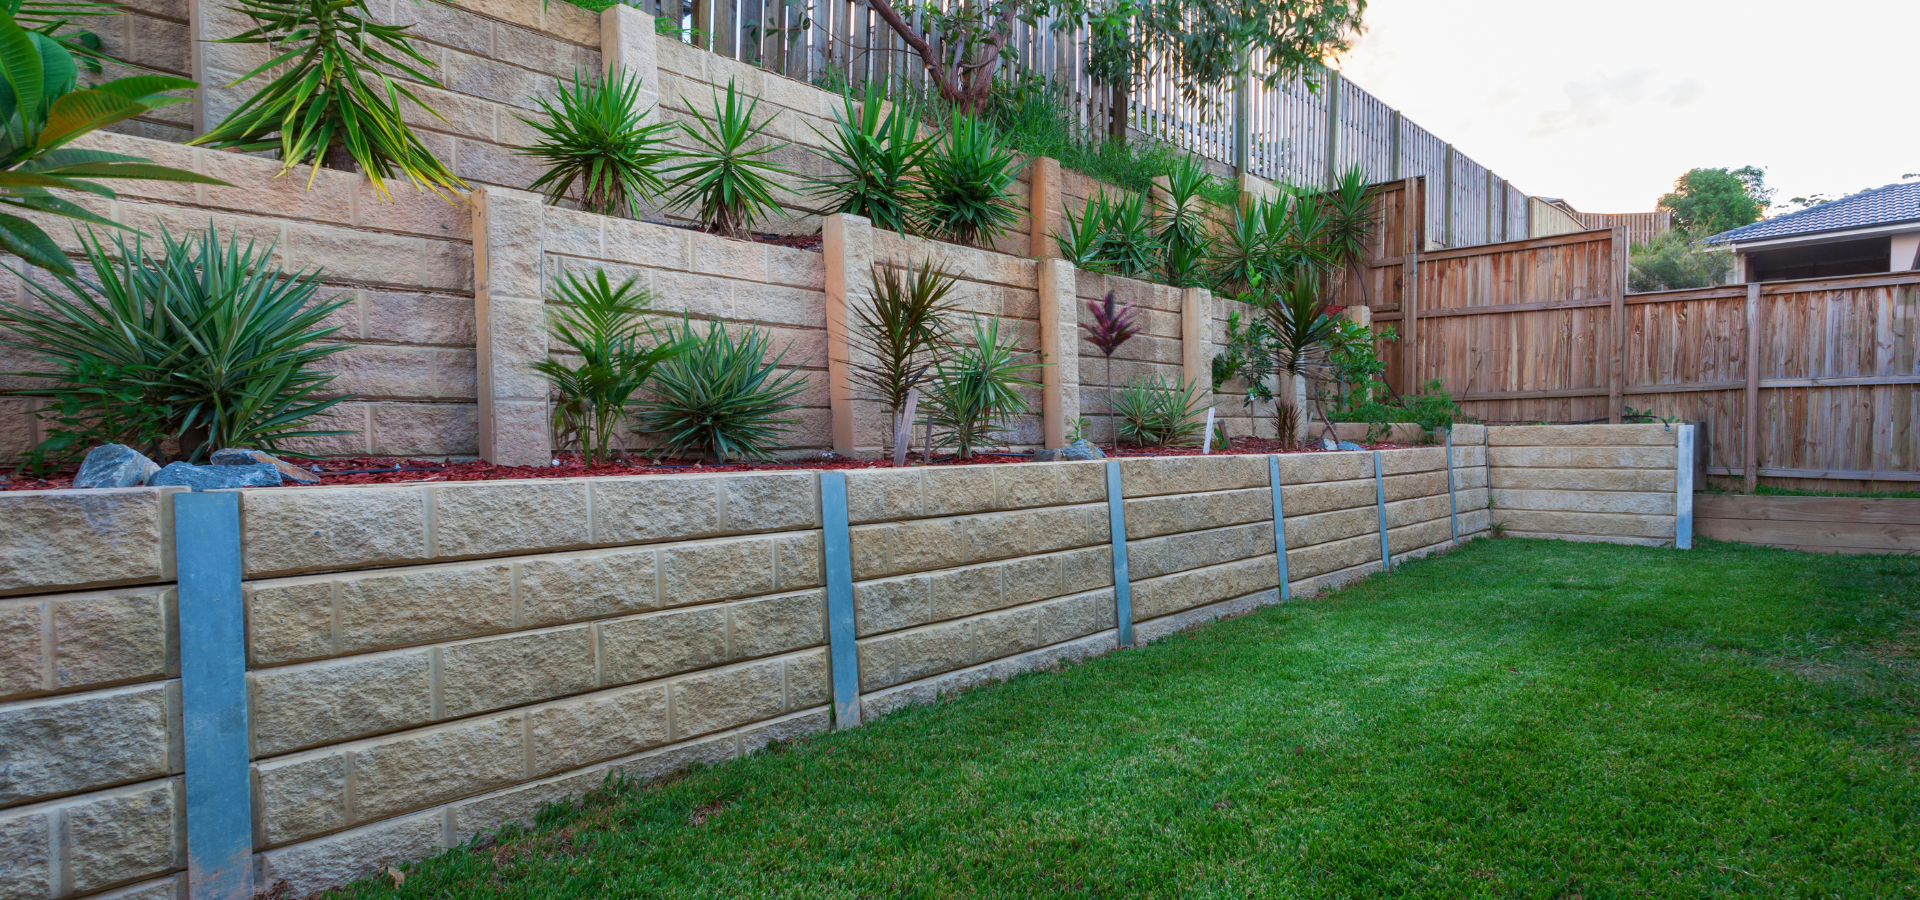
1706 181 1920 245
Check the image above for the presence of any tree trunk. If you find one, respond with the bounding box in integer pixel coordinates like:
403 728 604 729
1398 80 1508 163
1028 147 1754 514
1108 80 1129 147
322 141 359 173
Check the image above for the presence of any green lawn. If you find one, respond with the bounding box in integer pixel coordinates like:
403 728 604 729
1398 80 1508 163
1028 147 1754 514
335 539 1920 899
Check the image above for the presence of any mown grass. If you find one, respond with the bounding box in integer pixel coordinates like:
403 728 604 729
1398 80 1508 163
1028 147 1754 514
328 539 1920 899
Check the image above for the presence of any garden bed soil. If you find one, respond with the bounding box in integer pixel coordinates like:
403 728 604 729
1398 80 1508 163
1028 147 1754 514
0 436 1410 490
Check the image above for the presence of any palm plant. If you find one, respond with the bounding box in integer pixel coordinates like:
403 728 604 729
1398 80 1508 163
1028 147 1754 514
1079 290 1140 452
850 260 957 463
636 317 808 462
1321 164 1378 307
1262 272 1342 446
530 269 683 465
808 83 933 235
194 0 465 200
664 78 792 238
918 110 1021 249
0 227 353 466
0 8 220 274
518 69 677 219
1110 374 1207 447
926 316 1042 460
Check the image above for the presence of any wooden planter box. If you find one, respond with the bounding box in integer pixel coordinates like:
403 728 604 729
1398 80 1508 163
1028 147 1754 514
1694 494 1920 554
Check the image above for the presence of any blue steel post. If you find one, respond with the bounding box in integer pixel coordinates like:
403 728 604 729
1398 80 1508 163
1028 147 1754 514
1105 460 1134 647
1373 451 1391 569
819 472 862 728
1675 424 1695 550
1445 428 1459 544
1268 455 1290 601
174 491 253 900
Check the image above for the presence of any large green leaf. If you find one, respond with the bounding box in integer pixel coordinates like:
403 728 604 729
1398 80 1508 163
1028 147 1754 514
0 12 44 125
0 211 69 273
36 88 146 149
39 162 225 184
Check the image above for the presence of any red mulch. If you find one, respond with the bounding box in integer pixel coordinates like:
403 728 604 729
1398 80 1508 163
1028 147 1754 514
1 437 1406 491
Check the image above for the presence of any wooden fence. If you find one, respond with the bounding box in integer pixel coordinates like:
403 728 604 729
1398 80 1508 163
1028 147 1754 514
1696 495 1920 554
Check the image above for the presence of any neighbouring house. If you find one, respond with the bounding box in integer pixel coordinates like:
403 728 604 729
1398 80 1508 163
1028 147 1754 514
1528 197 1673 246
1706 181 1920 282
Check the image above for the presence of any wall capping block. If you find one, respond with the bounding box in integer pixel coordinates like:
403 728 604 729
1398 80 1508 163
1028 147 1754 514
1268 455 1290 601
820 472 860 727
1676 423 1694 550
1373 451 1391 569
175 491 253 900
1105 460 1134 647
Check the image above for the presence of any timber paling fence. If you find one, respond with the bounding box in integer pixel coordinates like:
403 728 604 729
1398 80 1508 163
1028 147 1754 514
634 0 1532 250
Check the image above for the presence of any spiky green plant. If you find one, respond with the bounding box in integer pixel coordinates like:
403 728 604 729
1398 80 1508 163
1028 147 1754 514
927 316 1041 460
808 83 933 235
518 69 677 219
194 0 465 200
636 317 809 462
664 78 792 238
0 227 353 467
1110 374 1208 447
1054 193 1110 268
1157 156 1213 285
1321 163 1378 306
1095 190 1162 279
1261 272 1341 446
850 260 958 461
1211 197 1272 299
917 111 1021 249
530 269 684 465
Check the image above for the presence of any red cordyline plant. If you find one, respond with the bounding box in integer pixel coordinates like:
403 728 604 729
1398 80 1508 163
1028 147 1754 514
1080 291 1140 451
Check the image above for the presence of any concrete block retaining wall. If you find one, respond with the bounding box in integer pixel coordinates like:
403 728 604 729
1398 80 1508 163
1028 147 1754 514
0 434 1523 899
1488 424 1695 546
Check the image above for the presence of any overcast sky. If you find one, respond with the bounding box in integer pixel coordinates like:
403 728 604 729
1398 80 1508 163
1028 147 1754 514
1337 0 1918 214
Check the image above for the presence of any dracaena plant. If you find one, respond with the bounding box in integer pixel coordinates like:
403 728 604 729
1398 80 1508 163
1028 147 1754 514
851 260 957 463
0 7 220 274
530 269 685 465
808 83 933 235
1054 193 1109 268
1263 272 1341 446
1095 191 1161 279
518 69 677 219
194 0 466 200
665 78 793 238
1079 290 1140 451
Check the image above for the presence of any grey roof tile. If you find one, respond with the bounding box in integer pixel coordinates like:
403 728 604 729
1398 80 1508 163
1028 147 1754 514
1705 181 1920 244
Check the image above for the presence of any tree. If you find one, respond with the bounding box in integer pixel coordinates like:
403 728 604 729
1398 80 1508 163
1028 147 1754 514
1628 231 1734 292
865 0 1365 116
1657 166 1771 238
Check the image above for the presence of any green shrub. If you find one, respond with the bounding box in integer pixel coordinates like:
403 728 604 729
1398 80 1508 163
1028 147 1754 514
1329 379 1470 440
850 260 958 456
1091 191 1161 279
518 69 677 219
665 79 792 237
808 84 933 235
1629 231 1734 291
981 77 1237 208
635 317 808 462
1156 156 1214 286
1054 193 1112 268
928 317 1042 460
1110 375 1207 447
0 227 354 469
917 110 1022 249
531 269 684 464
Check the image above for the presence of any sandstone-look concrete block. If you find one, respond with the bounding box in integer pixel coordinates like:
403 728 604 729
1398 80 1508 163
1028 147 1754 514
255 751 347 846
1039 589 1116 646
722 471 819 531
1491 510 1675 540
0 682 174 805
1284 532 1380 584
728 590 824 660
246 579 335 666
1488 424 1675 446
599 607 725 685
1129 555 1274 622
590 475 724 544
350 713 526 822
1037 258 1081 448
50 588 173 693
660 536 776 606
994 460 1106 510
528 681 670 776
772 531 824 591
1379 446 1446 476
844 467 925 523
1490 446 1678 470
856 618 973 692
1278 478 1374 517
335 561 514 655
1490 467 1676 492
440 625 598 718
921 466 998 518
516 546 657 627
1123 488 1268 540
255 809 445 899
251 650 432 756
0 600 41 699
848 504 1102 580
1127 521 1272 581
1117 454 1267 498
973 605 1044 663
926 560 1012 623
823 213 878 455
473 186 551 467
241 485 429 577
1494 489 1677 516
1387 518 1452 556
1382 470 1448 503
1059 545 1114 595
0 805 52 898
853 574 931 637
1282 505 1376 550
1451 423 1487 445
1275 450 1374 485
670 657 786 740
785 648 829 709
0 488 175 596
63 778 182 894
1384 495 1449 530
430 480 592 557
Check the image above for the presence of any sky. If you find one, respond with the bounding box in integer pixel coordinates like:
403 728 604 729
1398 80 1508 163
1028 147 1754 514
1337 0 1919 214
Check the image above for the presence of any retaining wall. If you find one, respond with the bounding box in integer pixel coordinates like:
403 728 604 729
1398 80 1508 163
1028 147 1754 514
1488 424 1695 546
0 437 1495 899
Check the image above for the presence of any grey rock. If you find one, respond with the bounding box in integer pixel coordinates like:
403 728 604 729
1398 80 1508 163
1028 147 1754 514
211 447 321 484
72 444 160 489
148 461 283 490
1336 441 1364 452
1320 437 1338 451
1034 439 1106 463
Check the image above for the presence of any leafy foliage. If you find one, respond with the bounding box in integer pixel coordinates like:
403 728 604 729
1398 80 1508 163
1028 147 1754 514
1329 379 1468 439
1210 308 1272 404
1080 290 1139 449
665 79 792 237
1322 317 1392 410
0 227 353 468
917 109 1022 249
808 83 933 235
1319 164 1376 304
0 8 219 274
1629 230 1735 292
635 317 809 462
980 77 1237 207
1110 374 1207 447
1261 272 1341 444
927 316 1041 460
1157 156 1214 286
850 260 957 453
530 269 683 465
1658 166 1771 238
518 69 677 219
194 0 465 200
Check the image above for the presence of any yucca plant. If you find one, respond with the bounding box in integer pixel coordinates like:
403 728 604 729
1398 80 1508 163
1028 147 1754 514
0 227 353 467
1211 197 1272 299
851 260 957 462
918 111 1021 249
665 78 792 238
636 317 808 462
808 83 932 235
530 269 684 465
1157 156 1213 285
1321 163 1378 307
1079 290 1140 452
1110 375 1208 447
1054 194 1109 268
926 316 1041 460
1095 190 1161 279
518 69 677 219
0 7 221 274
194 0 465 200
